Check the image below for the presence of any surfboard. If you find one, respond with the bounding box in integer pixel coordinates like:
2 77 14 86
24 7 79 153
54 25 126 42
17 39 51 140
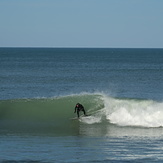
70 117 79 120
70 114 91 120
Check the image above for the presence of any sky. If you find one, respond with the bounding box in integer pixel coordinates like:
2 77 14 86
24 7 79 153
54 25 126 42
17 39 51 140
0 0 163 48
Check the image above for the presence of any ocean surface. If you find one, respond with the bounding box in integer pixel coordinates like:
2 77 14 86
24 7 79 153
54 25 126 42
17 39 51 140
0 48 163 162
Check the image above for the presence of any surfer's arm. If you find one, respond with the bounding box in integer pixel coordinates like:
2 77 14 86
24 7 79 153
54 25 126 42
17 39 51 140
74 107 77 113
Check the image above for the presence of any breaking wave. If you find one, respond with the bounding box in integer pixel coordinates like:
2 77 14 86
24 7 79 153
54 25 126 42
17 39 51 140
0 93 163 135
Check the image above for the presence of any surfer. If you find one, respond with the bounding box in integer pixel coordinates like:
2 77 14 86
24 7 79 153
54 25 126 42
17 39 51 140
74 103 86 118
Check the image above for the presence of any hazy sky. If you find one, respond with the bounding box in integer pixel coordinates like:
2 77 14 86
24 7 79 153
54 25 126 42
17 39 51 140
0 0 163 48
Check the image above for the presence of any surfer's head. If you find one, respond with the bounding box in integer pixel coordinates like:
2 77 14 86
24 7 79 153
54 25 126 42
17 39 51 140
76 103 80 107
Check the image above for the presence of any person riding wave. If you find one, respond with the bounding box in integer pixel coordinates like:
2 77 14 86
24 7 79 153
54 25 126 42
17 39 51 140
74 103 86 118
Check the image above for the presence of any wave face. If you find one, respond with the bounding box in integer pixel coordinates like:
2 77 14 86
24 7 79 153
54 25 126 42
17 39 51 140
0 93 163 135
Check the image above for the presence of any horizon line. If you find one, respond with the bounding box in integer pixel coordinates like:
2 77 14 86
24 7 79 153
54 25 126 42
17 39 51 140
0 46 163 49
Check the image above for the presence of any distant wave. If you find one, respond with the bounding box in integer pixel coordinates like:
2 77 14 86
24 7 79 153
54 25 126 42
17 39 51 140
0 93 163 135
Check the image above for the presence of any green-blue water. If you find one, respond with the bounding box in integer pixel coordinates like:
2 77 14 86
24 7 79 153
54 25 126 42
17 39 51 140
0 48 163 162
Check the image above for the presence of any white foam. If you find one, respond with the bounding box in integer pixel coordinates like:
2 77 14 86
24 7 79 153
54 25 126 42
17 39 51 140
79 116 102 124
103 96 163 127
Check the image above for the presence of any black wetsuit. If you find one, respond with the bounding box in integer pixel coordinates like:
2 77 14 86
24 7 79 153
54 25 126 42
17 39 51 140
74 103 86 118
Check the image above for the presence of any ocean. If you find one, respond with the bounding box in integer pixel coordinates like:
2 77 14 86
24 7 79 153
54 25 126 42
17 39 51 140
0 48 163 162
